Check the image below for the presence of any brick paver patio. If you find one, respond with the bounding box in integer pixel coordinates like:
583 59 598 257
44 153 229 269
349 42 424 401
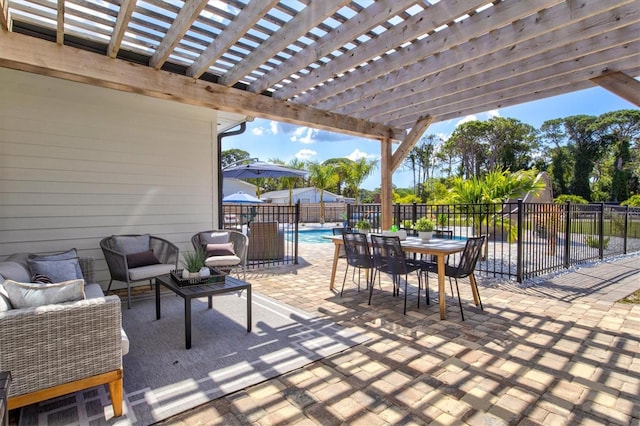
156 242 639 425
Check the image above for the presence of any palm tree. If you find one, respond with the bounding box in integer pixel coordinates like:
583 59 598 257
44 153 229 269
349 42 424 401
278 159 306 206
448 168 546 241
307 161 338 223
345 157 378 204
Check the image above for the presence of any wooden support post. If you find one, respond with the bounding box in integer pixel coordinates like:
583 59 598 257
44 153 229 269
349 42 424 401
381 136 393 231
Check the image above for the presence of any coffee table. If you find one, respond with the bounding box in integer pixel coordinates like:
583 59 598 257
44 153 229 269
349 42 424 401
155 274 252 349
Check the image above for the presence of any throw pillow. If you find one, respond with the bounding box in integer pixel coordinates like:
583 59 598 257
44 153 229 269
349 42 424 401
27 257 83 282
0 285 12 311
205 242 236 257
4 279 85 309
113 234 151 255
31 273 53 284
29 248 84 280
200 232 229 245
126 250 161 268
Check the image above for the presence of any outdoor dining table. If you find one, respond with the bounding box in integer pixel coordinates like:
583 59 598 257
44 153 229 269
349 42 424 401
325 234 478 320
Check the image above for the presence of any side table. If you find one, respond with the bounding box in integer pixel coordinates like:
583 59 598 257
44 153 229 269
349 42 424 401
0 371 11 426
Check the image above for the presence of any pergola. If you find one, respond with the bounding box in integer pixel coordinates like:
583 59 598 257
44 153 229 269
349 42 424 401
1 0 638 229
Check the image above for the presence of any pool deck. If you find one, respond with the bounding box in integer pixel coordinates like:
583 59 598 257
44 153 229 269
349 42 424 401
159 243 640 425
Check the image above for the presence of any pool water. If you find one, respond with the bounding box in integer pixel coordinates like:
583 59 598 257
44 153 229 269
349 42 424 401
287 228 333 243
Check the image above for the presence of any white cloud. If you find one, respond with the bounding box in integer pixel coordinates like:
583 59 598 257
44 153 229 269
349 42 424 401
456 114 477 127
295 149 317 161
486 109 500 118
290 127 318 144
252 127 264 136
269 121 279 135
346 148 379 161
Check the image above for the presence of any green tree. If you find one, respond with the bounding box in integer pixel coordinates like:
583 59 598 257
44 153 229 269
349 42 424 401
540 118 572 196
442 120 488 178
596 110 640 202
307 162 338 223
323 158 353 195
221 148 251 168
344 157 378 204
563 115 604 201
271 158 306 205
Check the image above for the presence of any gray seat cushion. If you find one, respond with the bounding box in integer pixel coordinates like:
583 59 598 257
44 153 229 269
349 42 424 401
128 263 174 281
204 255 241 267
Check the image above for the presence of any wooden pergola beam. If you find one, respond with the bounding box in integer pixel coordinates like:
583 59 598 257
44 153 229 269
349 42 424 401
0 30 405 141
390 115 433 172
56 0 64 45
107 0 136 59
591 71 640 107
0 0 9 31
380 115 433 230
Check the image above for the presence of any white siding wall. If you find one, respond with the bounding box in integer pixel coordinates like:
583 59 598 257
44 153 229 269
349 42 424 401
0 68 225 289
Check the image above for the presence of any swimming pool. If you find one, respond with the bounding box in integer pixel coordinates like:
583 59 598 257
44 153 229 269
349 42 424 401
287 228 333 244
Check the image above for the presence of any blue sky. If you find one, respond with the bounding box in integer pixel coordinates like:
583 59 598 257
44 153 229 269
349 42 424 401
223 86 637 190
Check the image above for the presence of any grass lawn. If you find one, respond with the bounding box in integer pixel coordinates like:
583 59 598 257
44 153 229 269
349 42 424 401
619 288 640 304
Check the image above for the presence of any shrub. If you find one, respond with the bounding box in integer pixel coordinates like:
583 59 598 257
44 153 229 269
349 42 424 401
621 194 640 207
413 217 435 232
554 194 588 204
585 235 609 250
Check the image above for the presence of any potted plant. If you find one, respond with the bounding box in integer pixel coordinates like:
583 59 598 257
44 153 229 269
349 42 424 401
413 217 435 241
355 219 372 233
181 247 207 278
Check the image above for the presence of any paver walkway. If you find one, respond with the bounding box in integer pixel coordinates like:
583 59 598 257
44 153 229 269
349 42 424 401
157 243 639 426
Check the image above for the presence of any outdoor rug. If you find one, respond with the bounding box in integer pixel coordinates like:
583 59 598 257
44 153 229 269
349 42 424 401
19 290 369 425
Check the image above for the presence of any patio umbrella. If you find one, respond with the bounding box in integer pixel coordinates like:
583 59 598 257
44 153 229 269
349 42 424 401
222 191 264 203
222 161 307 179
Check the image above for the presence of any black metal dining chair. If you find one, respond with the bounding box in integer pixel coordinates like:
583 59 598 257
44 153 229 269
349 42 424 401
421 235 486 320
370 234 424 315
340 232 374 296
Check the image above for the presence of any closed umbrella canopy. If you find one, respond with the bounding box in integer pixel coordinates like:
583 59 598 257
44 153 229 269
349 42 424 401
222 192 263 203
222 161 307 179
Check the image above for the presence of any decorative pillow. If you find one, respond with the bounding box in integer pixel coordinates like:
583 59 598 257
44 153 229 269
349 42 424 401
200 232 229 245
0 285 12 311
27 257 83 283
205 242 236 257
31 273 53 284
126 250 161 268
113 234 151 255
4 279 85 309
29 249 84 280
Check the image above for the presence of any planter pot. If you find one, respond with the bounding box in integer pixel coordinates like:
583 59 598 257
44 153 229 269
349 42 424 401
418 231 433 242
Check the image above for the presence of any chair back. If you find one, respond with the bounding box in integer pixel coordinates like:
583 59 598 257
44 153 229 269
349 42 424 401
371 234 410 275
192 230 248 266
452 236 485 278
342 232 373 269
332 227 353 235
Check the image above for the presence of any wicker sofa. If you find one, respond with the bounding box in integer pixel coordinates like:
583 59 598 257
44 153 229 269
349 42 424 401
0 252 127 417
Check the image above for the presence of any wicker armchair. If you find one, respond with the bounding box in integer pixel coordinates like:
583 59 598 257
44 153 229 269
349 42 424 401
191 230 248 279
100 235 179 309
247 222 285 261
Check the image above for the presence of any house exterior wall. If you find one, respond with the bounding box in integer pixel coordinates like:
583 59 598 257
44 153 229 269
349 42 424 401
223 178 257 197
0 68 224 289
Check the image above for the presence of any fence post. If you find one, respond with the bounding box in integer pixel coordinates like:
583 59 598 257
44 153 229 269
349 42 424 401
346 203 352 228
599 202 605 260
516 199 523 283
564 201 571 269
412 202 417 224
394 203 400 228
294 200 300 264
624 205 629 254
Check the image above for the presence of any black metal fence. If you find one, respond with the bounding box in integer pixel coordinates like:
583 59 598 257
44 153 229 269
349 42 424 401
222 202 300 268
347 202 640 282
